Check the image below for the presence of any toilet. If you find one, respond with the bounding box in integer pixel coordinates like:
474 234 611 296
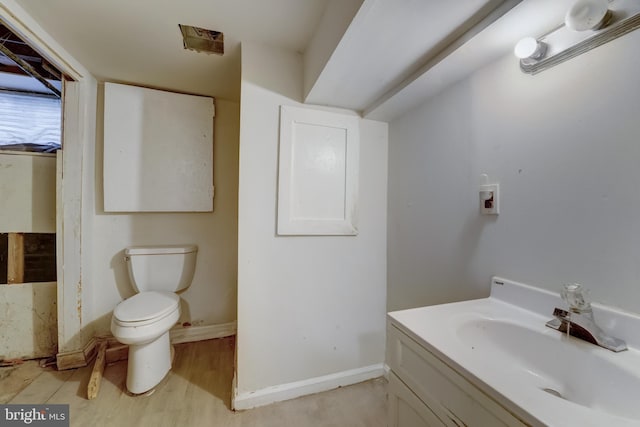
111 244 198 394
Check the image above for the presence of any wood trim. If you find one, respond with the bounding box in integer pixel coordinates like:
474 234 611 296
56 323 236 370
170 321 237 344
56 336 96 370
7 232 24 284
57 81 85 352
0 4 83 81
106 343 128 364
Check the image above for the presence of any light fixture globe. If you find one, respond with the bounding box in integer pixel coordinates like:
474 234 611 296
514 37 546 60
565 0 611 31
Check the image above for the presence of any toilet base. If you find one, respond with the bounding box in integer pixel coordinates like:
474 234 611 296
126 331 172 394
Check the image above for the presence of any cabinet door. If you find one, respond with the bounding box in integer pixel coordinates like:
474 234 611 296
389 373 444 427
388 324 527 427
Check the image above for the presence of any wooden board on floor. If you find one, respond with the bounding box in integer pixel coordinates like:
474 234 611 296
87 341 108 400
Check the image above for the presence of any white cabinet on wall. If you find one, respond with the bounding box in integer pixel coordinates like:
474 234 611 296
277 105 359 235
103 82 214 212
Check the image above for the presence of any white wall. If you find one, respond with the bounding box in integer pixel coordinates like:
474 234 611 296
303 0 363 99
237 41 388 402
387 30 640 314
88 95 240 334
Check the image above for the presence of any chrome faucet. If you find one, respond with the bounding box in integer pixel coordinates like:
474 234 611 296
545 283 627 352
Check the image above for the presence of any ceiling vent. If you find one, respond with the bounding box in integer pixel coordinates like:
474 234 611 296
178 25 224 55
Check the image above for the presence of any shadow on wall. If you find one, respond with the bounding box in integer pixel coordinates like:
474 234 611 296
111 249 133 300
241 43 304 102
457 214 496 298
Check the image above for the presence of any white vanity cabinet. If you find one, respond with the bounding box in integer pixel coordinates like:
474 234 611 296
387 321 528 427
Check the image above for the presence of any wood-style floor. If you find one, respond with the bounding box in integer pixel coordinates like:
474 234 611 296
1 337 388 427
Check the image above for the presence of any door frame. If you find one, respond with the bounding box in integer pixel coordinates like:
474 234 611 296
0 0 96 354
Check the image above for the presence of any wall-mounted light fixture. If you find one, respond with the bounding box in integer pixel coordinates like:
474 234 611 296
515 0 640 74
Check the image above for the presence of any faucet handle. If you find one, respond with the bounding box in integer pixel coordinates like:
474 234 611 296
561 283 591 311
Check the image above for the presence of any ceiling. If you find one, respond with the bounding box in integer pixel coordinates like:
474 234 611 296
13 0 329 100
11 0 572 119
305 0 497 110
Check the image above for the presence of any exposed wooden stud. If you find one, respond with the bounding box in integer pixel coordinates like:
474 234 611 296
87 340 108 400
7 233 24 284
0 41 61 97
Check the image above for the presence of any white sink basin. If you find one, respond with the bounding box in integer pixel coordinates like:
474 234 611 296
456 315 640 421
388 277 640 427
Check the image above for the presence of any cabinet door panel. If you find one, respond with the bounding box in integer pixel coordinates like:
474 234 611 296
388 324 527 427
389 373 444 427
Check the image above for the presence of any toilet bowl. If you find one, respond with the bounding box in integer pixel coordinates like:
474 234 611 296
111 291 181 394
111 245 197 395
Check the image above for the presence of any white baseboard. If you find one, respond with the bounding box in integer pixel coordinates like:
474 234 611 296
383 363 390 380
232 363 385 411
170 321 237 344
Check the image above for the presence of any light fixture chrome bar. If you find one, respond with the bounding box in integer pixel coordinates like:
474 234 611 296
0 42 61 97
520 0 640 75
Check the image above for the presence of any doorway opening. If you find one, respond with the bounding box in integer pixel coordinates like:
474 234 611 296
0 21 63 361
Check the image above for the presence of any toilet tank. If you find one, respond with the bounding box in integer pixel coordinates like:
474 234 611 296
124 245 198 293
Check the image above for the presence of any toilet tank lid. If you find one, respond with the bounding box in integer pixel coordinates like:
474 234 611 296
126 245 198 255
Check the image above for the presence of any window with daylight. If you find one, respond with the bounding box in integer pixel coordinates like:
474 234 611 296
0 91 61 152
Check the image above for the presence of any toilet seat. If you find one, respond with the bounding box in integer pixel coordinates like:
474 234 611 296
114 291 179 327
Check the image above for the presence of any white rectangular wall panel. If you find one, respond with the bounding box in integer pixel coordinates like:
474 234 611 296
0 152 56 233
103 82 214 212
277 105 359 235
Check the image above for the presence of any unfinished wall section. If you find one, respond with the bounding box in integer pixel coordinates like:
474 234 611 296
0 151 57 360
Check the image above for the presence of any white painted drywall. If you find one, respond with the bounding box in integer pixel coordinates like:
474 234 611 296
88 96 239 334
303 0 363 99
237 42 388 397
387 29 640 314
0 152 56 233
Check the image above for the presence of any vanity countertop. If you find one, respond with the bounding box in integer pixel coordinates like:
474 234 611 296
388 277 640 427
